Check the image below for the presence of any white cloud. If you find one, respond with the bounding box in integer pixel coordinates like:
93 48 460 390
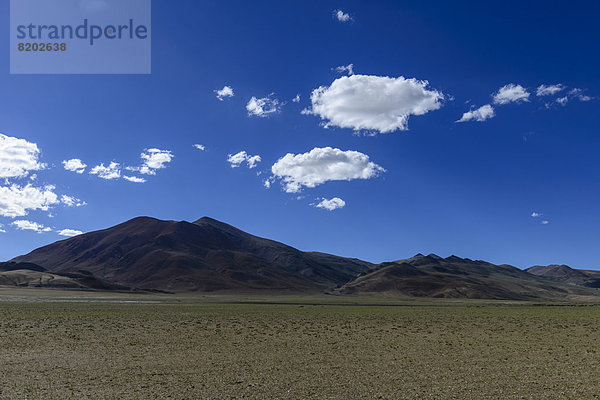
457 104 495 122
12 220 52 233
546 88 593 108
0 134 45 179
536 84 564 96
304 74 444 134
138 149 173 175
315 197 346 211
227 151 262 169
57 228 83 237
0 184 60 218
292 94 300 103
193 144 206 151
246 94 282 117
91 149 172 181
215 86 234 101
492 84 530 105
556 96 569 106
334 9 352 22
62 158 87 174
263 179 271 189
333 64 354 75
123 175 146 183
541 220 549 225
271 147 385 193
90 162 121 180
61 195 86 207
568 88 593 102
247 155 261 169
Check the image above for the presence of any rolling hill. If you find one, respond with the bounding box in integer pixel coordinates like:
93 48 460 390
0 261 130 291
526 265 600 288
337 254 599 300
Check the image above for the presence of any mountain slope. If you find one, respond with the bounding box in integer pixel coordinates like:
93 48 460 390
526 265 600 288
337 254 599 300
12 216 372 292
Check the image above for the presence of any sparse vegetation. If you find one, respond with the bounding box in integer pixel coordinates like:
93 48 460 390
1 289 600 399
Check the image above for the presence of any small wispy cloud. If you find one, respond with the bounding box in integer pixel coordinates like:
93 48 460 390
456 104 495 122
536 84 564 96
193 144 206 151
138 149 173 175
90 162 121 180
334 9 352 22
314 197 346 211
246 94 282 117
227 151 262 169
492 84 530 105
333 64 354 75
62 158 87 174
61 195 86 207
123 176 146 183
215 86 234 101
545 88 593 108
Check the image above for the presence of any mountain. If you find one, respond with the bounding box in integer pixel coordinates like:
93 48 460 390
12 217 373 292
526 265 600 288
337 254 599 300
9 216 600 299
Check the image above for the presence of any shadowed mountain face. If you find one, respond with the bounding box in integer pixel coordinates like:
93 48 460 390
337 254 599 300
526 265 600 288
12 217 373 292
0 262 47 273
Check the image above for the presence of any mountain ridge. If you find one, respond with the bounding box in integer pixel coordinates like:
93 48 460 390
8 216 600 300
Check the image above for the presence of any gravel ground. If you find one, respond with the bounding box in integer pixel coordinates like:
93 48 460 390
1 292 600 399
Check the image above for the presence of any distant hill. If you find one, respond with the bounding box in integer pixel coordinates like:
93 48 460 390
9 217 600 300
526 265 600 288
12 217 372 292
337 254 599 300
0 262 130 291
0 261 47 273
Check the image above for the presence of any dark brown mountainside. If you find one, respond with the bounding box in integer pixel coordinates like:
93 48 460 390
337 254 600 300
12 217 372 292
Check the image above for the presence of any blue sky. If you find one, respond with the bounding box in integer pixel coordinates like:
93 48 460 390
1 0 599 269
